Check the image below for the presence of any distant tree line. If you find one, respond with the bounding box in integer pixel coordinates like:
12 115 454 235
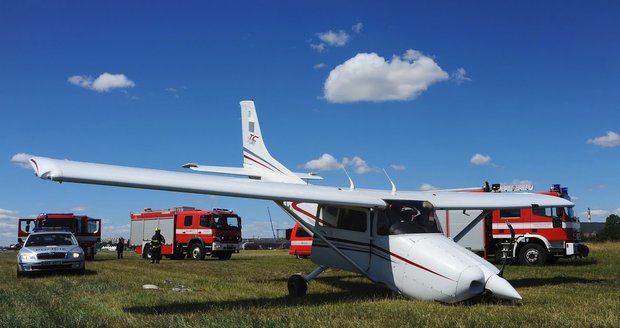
598 214 620 241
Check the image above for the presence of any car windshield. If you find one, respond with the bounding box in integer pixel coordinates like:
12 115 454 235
25 233 76 247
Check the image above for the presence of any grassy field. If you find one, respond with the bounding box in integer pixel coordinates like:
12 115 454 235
1 242 619 328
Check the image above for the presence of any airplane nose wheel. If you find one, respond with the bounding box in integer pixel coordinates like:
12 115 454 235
288 274 308 297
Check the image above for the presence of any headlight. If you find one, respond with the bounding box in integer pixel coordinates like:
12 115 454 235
20 254 36 261
71 252 82 258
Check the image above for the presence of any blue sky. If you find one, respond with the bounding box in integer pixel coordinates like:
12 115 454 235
1 1 619 245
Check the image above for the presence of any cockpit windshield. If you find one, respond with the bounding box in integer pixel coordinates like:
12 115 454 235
378 200 443 235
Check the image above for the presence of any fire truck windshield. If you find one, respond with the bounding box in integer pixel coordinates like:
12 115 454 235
39 218 74 230
212 215 241 230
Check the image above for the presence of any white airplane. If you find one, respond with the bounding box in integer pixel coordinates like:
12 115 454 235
27 100 573 303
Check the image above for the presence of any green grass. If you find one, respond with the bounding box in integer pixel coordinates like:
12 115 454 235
1 242 619 328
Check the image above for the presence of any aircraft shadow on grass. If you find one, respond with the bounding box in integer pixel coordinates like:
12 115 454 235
123 273 522 315
123 275 390 315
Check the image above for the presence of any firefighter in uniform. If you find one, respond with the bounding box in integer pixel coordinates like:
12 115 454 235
116 237 124 259
150 227 165 264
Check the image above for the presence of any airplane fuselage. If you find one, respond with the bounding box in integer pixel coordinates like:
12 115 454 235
282 201 521 303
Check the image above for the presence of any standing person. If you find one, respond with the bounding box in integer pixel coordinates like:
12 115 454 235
116 237 124 259
150 227 165 264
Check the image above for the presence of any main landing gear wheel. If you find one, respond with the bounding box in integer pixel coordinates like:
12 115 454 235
288 274 308 297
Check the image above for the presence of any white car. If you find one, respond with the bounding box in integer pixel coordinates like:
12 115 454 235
17 230 85 277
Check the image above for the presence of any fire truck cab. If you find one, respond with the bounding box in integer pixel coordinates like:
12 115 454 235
17 213 101 260
130 207 242 260
437 184 589 266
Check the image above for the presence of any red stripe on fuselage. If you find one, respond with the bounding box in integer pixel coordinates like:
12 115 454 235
243 153 276 172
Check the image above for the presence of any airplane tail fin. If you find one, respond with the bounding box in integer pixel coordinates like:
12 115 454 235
240 100 304 184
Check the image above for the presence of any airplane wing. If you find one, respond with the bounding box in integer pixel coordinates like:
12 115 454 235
29 156 573 210
30 157 383 207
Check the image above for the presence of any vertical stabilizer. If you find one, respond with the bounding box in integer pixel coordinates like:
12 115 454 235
240 100 303 183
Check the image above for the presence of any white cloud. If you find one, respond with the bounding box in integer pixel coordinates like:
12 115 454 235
587 131 620 148
314 63 327 69
101 223 131 239
0 208 18 220
303 153 342 171
310 43 326 53
420 184 438 191
586 209 610 218
452 67 472 85
70 207 87 213
11 153 33 169
343 156 378 174
614 208 620 215
68 72 135 92
317 30 350 47
352 22 364 33
323 50 449 103
390 164 406 171
470 153 494 166
303 154 378 174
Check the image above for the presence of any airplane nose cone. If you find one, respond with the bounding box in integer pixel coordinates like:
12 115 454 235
485 275 522 301
456 266 486 300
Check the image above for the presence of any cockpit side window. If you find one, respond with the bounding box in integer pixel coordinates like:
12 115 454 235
378 200 442 235
319 206 368 232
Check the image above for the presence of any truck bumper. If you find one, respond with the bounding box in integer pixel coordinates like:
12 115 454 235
212 242 240 252
566 242 589 257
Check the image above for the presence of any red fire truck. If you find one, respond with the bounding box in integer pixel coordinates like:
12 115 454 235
17 213 101 260
130 207 242 260
286 224 312 258
437 184 589 265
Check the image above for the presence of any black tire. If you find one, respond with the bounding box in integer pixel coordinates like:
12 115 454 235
216 252 232 261
287 274 308 297
17 268 24 278
143 244 152 260
519 243 547 266
188 244 205 260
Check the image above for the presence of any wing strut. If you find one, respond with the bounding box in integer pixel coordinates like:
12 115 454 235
452 210 492 243
276 201 377 283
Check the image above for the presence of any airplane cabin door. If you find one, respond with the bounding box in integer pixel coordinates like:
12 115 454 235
311 205 372 272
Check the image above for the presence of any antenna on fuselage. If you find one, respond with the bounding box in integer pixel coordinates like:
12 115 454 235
342 167 355 190
382 168 397 195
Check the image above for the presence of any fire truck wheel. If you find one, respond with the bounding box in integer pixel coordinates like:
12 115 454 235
288 274 307 297
519 243 547 266
189 244 205 260
143 245 153 260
